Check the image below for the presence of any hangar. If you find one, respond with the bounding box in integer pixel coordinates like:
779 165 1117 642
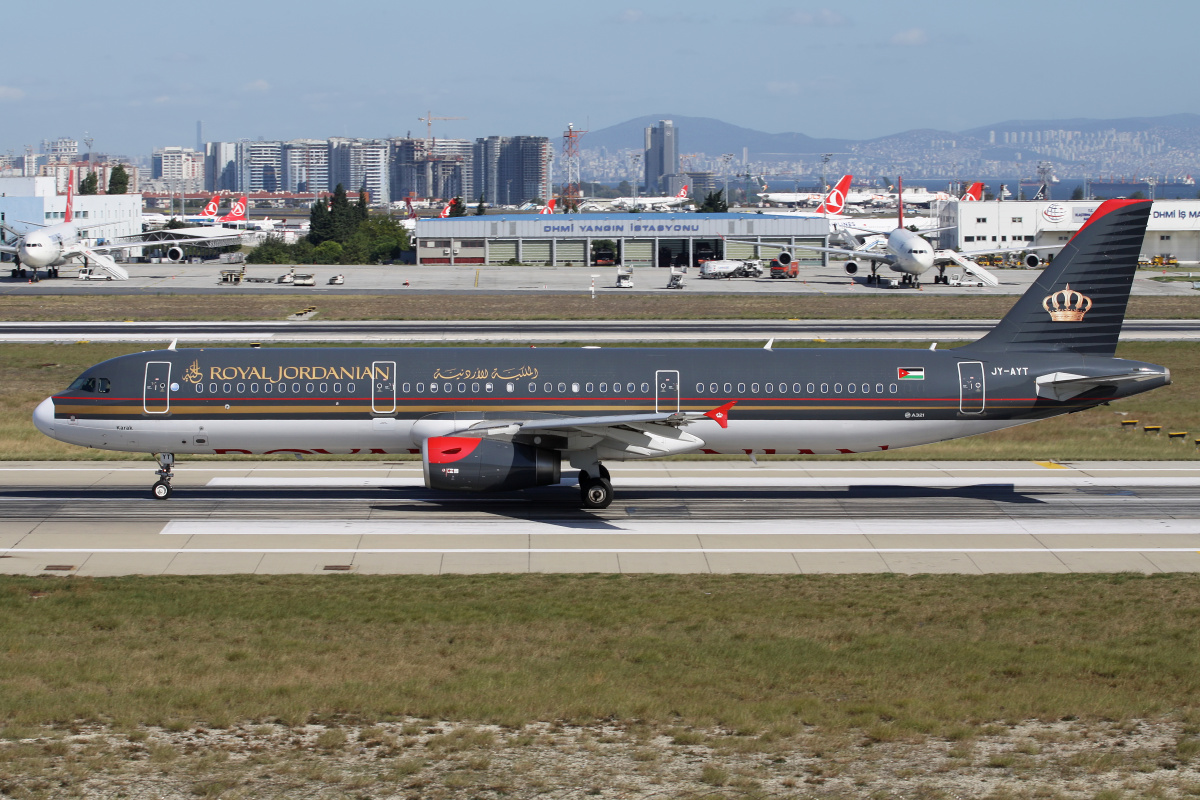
412 213 829 268
937 199 1200 263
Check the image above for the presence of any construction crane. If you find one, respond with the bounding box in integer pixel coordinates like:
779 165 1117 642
416 112 467 202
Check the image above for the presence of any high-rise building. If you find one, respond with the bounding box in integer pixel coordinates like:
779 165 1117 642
282 140 330 193
237 140 283 193
390 137 474 202
329 138 390 205
472 136 551 206
41 137 79 164
151 147 205 182
644 119 678 194
204 142 238 192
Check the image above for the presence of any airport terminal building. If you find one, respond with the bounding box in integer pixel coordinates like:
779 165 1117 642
937 199 1200 262
412 213 829 268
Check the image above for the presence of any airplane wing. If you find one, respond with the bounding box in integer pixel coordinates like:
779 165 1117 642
89 232 244 252
1035 369 1170 402
0 243 17 255
444 402 738 458
791 242 897 263
955 243 1060 259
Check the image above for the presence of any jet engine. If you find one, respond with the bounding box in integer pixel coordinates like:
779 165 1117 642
844 260 859 275
774 251 792 266
1023 252 1041 269
166 246 185 263
423 436 560 492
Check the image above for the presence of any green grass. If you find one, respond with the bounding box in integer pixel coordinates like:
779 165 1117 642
3 340 1197 461
2 574 1200 731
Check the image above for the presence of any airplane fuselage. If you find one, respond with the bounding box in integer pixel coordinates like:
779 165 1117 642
17 223 80 269
35 345 1167 459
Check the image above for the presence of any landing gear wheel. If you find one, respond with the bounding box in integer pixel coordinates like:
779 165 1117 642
152 480 172 500
598 464 610 482
580 477 613 510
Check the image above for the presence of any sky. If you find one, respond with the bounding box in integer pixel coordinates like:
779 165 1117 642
3 0 1196 157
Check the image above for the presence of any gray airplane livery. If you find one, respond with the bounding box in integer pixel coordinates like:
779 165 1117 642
34 199 1169 508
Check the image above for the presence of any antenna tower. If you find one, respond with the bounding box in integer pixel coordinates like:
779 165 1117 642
562 123 587 212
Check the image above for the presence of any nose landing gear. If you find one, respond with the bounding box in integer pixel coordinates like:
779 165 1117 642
152 452 174 499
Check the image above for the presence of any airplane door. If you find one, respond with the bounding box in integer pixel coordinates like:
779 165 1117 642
371 361 396 414
655 370 680 413
958 361 985 414
143 361 171 415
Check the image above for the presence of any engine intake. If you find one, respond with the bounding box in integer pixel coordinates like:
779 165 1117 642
423 436 560 492
774 251 792 266
166 246 185 263
844 260 859 275
1023 252 1041 269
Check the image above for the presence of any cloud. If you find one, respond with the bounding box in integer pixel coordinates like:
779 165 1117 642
0 86 25 101
779 9 845 26
615 9 644 23
243 79 271 93
891 28 928 46
766 81 801 97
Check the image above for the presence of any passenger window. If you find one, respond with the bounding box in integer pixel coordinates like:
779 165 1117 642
696 383 705 393
305 383 314 394
544 382 553 393
764 383 772 394
876 383 884 393
806 383 814 394
251 383 259 393
320 383 328 394
237 383 246 394
334 383 342 393
640 383 649 394
751 383 760 393
558 382 567 393
834 383 842 393
820 383 828 393
737 383 745 393
195 383 204 394
265 383 273 394
528 382 536 393
710 383 718 394
585 383 593 393
292 383 300 394
458 383 466 393
571 383 579 393
627 383 636 393
889 383 898 393
402 383 410 393
416 383 424 393
847 383 855 393
347 383 354 393
430 382 439 392
471 382 479 393
723 383 732 394
600 382 608 392
223 383 232 394
485 382 493 393
505 383 513 393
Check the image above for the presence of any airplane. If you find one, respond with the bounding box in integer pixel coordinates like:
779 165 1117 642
607 185 691 212
760 175 862 208
0 170 237 279
142 195 223 227
778 179 1057 286
119 195 252 261
33 199 1169 509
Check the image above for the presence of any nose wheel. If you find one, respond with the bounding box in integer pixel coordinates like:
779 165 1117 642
152 453 175 500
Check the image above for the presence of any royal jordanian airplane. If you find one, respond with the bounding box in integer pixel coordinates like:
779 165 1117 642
33 199 1168 508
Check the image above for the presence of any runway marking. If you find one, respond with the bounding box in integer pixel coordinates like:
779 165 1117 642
203 476 1200 488
1035 460 1070 469
5 548 1200 554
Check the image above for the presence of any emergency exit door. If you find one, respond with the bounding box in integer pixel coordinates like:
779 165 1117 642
656 370 679 413
143 361 172 414
958 361 985 414
371 361 396 414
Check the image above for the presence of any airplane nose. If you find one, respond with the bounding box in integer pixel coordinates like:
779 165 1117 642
32 397 56 438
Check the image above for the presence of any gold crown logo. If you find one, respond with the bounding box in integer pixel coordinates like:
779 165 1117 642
1042 283 1092 322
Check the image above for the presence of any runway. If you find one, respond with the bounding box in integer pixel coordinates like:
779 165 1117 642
3 460 1200 576
4 318 1200 343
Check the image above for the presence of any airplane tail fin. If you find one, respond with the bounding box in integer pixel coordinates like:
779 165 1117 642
539 198 556 214
438 202 451 218
961 182 984 201
65 169 75 223
897 176 904 229
676 185 689 199
200 195 221 217
405 198 417 219
219 196 248 222
960 199 1152 356
814 174 852 215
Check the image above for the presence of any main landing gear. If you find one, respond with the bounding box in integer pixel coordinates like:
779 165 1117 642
578 464 613 510
152 452 174 499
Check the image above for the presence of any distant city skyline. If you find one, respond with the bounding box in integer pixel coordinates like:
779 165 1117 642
0 0 1193 156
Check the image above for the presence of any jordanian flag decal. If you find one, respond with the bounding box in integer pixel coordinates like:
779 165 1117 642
897 367 925 381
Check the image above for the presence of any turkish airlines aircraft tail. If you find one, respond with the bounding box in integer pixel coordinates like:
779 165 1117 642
676 185 689 199
813 174 852 215
438 202 452 219
539 199 556 215
65 168 75 223
219 197 248 223
405 198 417 220
960 182 984 202
199 195 222 217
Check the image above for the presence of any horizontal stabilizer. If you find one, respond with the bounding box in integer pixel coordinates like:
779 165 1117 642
1035 368 1170 402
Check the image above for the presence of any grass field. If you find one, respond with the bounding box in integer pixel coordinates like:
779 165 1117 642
2 573 1199 733
2 340 1195 461
2 293 1200 321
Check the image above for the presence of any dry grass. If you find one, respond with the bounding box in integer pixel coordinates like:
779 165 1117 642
2 574 1200 731
2 340 1196 461
2 293 1199 321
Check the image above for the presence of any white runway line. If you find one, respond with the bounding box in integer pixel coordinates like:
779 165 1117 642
205 476 1200 488
6 548 1200 554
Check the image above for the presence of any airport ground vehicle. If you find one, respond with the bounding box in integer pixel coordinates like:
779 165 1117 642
769 258 799 278
699 259 762 279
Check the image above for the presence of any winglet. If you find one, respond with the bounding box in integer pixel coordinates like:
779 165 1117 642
763 338 774 351
704 400 738 429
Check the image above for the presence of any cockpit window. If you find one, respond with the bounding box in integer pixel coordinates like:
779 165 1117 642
67 377 110 393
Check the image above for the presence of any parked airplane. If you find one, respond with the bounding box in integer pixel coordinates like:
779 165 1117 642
0 171 234 279
142 195 224 227
760 175 862 208
608 185 691 211
34 200 1167 508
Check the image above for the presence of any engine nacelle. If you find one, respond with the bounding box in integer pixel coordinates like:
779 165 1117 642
423 436 560 492
774 251 792 266
844 261 859 275
1023 252 1041 269
166 246 185 263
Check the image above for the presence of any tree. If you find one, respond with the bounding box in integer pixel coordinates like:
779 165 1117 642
356 185 369 222
475 195 486 216
312 240 344 264
1130 190 1145 199
78 172 99 195
308 199 334 245
329 184 358 242
107 164 129 194
165 218 187 230
617 180 631 196
447 196 467 217
1070 185 1085 201
698 189 727 213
